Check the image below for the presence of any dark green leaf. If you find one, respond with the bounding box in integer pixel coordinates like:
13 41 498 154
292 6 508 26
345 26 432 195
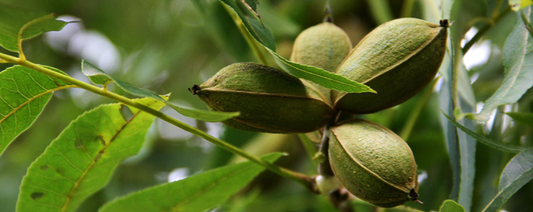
190 0 255 62
483 149 533 212
98 153 283 212
450 0 488 51
439 200 465 212
475 8 533 121
442 112 526 153
0 4 66 52
81 60 239 122
0 65 72 156
16 98 165 212
219 0 375 94
506 112 533 128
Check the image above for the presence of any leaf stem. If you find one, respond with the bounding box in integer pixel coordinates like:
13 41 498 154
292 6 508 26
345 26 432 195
223 4 269 65
0 52 315 192
17 13 57 62
462 7 511 54
318 128 334 177
520 10 533 37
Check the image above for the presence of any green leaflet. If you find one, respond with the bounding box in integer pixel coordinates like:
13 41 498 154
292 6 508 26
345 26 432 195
219 0 375 94
81 60 239 122
474 8 533 121
0 4 66 52
16 98 165 212
99 153 283 212
483 149 533 212
0 65 73 156
447 0 487 210
439 200 465 212
442 112 527 153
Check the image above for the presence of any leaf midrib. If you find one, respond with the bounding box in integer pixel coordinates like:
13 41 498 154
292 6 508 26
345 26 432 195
0 85 76 145
60 101 156 212
167 162 260 212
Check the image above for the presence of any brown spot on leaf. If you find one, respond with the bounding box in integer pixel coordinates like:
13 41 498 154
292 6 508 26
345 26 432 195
74 138 83 148
30 192 44 200
94 151 104 162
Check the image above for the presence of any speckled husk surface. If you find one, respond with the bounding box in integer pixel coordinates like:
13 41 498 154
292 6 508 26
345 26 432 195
290 22 352 103
196 62 334 133
291 22 352 72
329 119 418 207
333 18 447 114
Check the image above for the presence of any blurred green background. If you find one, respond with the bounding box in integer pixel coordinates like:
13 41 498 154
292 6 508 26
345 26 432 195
0 0 532 211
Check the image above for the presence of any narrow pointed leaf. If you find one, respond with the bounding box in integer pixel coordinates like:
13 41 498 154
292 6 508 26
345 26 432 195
483 149 533 212
476 8 533 121
447 1 486 210
442 112 527 153
99 153 283 212
505 112 533 128
81 60 239 122
438 70 461 201
219 0 375 94
439 200 465 212
0 4 66 52
16 98 165 212
0 65 73 156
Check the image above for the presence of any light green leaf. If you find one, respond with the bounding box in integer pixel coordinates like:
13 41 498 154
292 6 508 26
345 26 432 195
509 0 533 11
439 200 465 212
475 8 533 121
442 112 527 153
16 98 166 212
506 112 533 128
219 0 375 94
483 149 533 212
0 4 67 52
99 153 283 212
81 60 239 122
80 61 112 85
0 65 73 156
448 1 487 210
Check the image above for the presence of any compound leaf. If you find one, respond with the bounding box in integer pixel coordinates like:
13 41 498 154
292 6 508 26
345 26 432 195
17 98 165 212
81 60 239 122
219 0 374 94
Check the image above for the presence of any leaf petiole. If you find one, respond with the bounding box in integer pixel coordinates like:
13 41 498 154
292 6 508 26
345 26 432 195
0 51 317 193
16 13 58 62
